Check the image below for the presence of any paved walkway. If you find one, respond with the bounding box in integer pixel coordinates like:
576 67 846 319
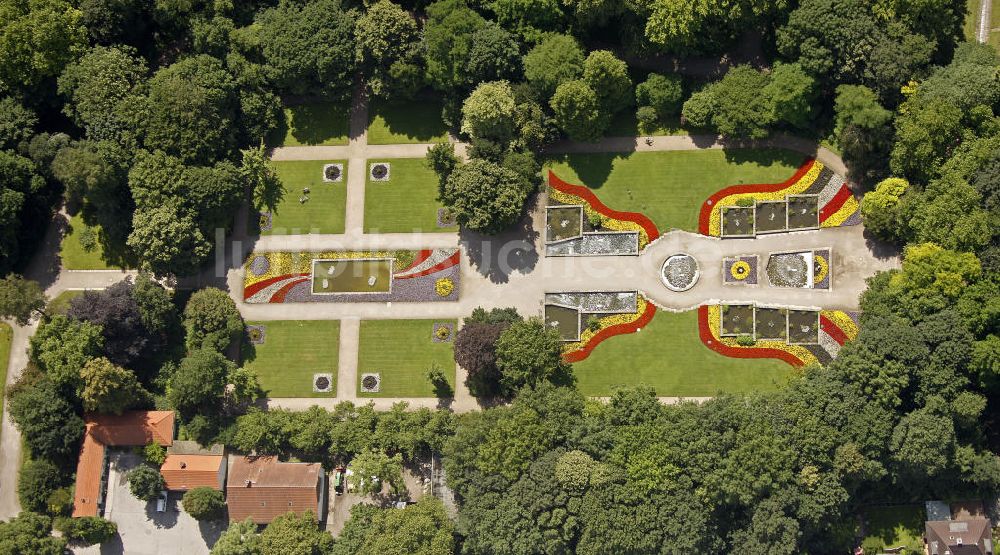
977 0 994 43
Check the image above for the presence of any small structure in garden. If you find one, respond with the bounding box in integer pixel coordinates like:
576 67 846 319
755 200 787 233
369 162 390 181
787 194 820 229
360 373 381 393
544 204 639 256
753 307 787 341
161 441 226 492
723 255 758 285
720 304 755 337
322 163 343 182
660 253 699 292
544 291 641 343
545 304 582 342
312 258 394 294
721 206 755 237
246 324 266 345
436 207 456 228
432 322 453 342
787 310 820 345
312 373 333 393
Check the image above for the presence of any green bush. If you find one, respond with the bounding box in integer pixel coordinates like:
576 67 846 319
55 516 117 546
182 487 226 521
143 443 166 466
127 465 164 501
636 106 658 133
735 197 755 207
736 334 756 346
18 460 64 514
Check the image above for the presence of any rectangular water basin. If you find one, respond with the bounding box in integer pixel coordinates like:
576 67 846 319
545 304 581 342
312 258 394 294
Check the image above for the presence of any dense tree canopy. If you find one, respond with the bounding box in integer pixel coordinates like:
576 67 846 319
439 159 531 234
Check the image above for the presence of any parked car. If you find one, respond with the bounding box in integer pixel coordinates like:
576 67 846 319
156 491 168 512
334 467 346 495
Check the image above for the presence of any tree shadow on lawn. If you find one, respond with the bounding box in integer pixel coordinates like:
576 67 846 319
268 101 350 146
548 152 633 189
719 144 808 171
370 93 451 142
459 197 540 284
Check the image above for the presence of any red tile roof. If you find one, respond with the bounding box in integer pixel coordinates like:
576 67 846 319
72 411 176 517
161 454 224 491
226 456 322 524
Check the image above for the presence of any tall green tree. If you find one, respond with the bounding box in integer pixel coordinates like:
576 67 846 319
80 357 149 414
550 79 606 142
259 512 333 555
523 34 584 98
0 275 46 325
582 50 632 115
461 81 516 141
355 0 420 98
167 348 232 416
0 0 88 93
494 318 569 394
183 287 243 353
439 159 530 234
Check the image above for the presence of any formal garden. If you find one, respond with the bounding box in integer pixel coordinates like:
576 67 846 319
367 97 450 145
271 101 350 147
357 319 456 398
256 160 349 235
363 158 457 233
241 320 341 398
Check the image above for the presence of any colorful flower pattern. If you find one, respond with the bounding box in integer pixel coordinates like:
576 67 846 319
548 171 660 250
562 297 656 363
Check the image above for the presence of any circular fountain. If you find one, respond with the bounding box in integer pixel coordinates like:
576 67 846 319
661 253 700 292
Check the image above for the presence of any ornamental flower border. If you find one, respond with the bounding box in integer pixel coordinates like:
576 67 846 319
242 249 460 303
562 296 657 363
697 304 861 367
698 159 862 237
547 171 660 250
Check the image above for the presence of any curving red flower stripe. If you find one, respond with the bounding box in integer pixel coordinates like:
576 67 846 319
399 249 433 273
244 273 310 300
270 277 310 303
697 158 817 235
563 303 657 363
393 250 461 280
819 314 850 346
819 184 854 223
696 305 806 367
547 170 660 243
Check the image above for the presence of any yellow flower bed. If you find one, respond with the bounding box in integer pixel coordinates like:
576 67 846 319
730 260 751 280
820 310 859 341
563 297 649 354
813 255 829 283
707 162 823 236
435 277 454 297
244 250 407 289
820 195 860 228
705 305 818 365
549 187 650 249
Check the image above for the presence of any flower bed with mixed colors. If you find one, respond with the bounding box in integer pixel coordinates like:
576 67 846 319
562 296 656 363
699 159 861 236
547 170 660 250
698 304 859 366
243 249 460 303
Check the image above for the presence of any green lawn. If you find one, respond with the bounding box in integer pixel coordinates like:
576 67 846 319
367 97 450 145
860 506 926 555
242 320 340 398
573 310 793 397
47 290 84 315
546 149 806 232
272 102 350 146
357 319 456 398
0 323 11 429
363 158 457 233
261 160 348 235
60 213 120 270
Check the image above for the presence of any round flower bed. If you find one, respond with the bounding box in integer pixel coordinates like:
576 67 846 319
361 373 380 393
433 322 453 342
730 260 751 280
246 324 266 344
813 254 829 284
258 211 272 232
322 163 343 182
660 253 699 292
313 373 333 393
435 277 454 297
249 255 270 277
370 162 390 181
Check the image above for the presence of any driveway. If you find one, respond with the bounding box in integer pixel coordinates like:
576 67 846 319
74 452 225 555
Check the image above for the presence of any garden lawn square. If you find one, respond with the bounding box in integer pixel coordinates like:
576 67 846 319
357 319 456 397
48 290 84 316
363 159 457 233
546 206 583 243
261 160 348 235
573 309 792 396
60 213 129 270
788 310 820 345
367 97 450 145
242 320 340 398
272 101 349 146
720 304 755 336
754 201 787 233
754 307 787 341
860 505 926 555
787 195 819 229
722 206 754 237
545 149 805 232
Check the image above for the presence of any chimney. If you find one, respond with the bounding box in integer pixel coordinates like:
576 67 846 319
245 479 252 487
180 462 186 469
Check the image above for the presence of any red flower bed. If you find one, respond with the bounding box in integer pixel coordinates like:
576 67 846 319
697 159 816 235
563 303 657 363
548 171 660 243
819 314 850 346
696 305 807 366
